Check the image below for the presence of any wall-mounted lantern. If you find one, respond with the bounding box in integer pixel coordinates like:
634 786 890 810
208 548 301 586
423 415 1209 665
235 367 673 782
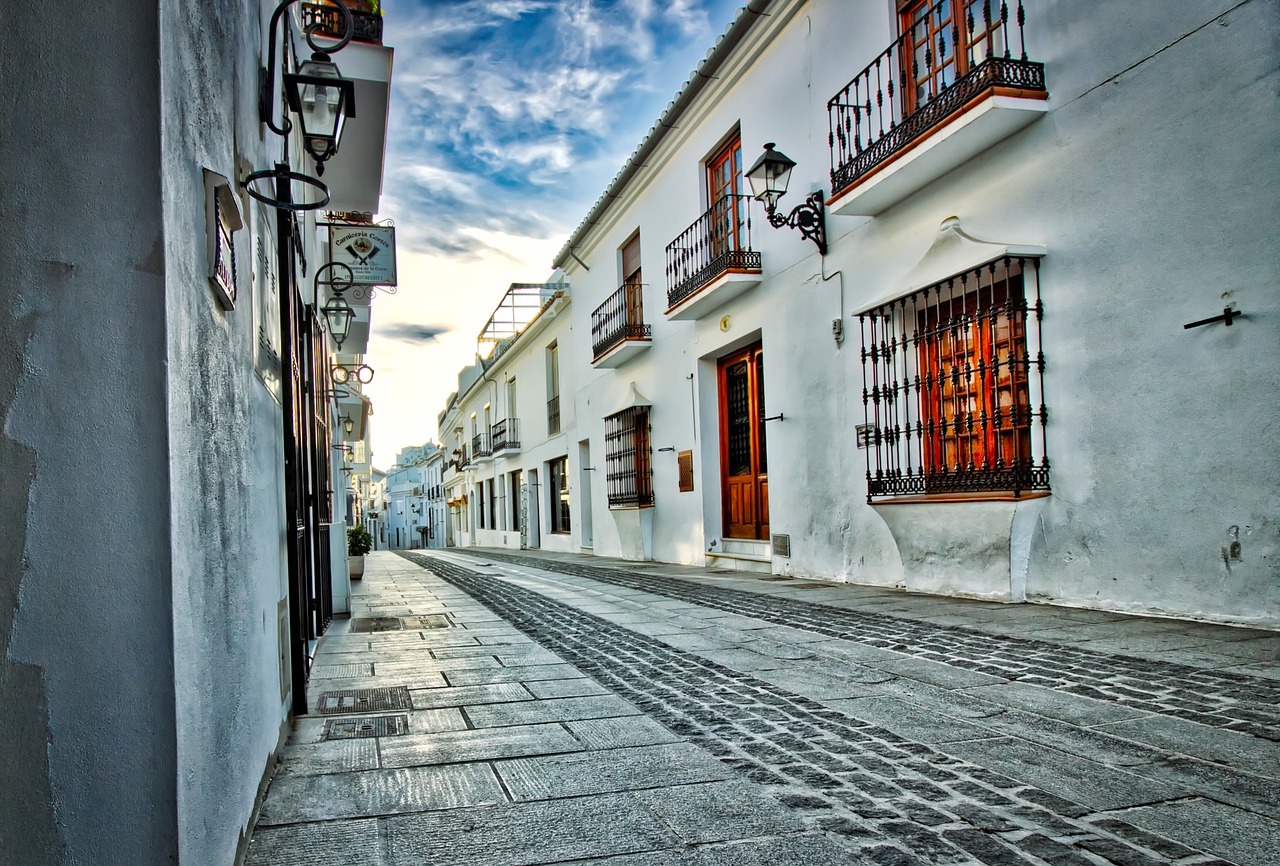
284 54 357 175
242 0 356 210
320 294 355 347
746 143 827 256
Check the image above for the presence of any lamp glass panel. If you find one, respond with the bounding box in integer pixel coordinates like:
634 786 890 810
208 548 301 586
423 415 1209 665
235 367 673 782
324 303 354 340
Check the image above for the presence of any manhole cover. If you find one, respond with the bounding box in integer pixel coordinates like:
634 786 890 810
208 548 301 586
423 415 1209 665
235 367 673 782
323 714 409 740
350 617 404 633
401 614 452 630
311 663 375 679
316 687 413 715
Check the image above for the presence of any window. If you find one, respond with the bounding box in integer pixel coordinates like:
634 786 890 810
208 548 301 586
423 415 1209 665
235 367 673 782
857 256 1048 499
548 456 571 533
476 483 486 529
546 342 561 435
487 478 497 529
605 407 653 508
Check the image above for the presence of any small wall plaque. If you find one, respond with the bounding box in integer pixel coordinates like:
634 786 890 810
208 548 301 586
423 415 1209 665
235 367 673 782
204 169 243 311
856 423 875 450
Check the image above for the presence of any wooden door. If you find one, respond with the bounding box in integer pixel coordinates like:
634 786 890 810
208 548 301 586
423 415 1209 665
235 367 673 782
719 344 769 539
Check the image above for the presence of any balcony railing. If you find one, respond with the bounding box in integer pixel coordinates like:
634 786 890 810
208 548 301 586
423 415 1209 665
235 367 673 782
471 432 491 459
491 419 521 453
547 396 561 436
828 0 1044 198
301 2 384 44
665 194 761 310
592 283 651 360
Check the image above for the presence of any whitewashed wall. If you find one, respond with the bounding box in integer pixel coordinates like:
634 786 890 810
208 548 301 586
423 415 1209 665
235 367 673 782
552 0 1279 625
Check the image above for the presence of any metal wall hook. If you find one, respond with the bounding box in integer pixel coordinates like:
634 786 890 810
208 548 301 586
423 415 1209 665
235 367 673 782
1184 307 1245 329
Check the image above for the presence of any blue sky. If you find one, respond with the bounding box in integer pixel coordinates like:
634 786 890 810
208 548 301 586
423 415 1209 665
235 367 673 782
365 0 743 464
381 0 742 257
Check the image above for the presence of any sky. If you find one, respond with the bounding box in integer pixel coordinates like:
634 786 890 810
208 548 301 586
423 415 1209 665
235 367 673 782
362 0 743 469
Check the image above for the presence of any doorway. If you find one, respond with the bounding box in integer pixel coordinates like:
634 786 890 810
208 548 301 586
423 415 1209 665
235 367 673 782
527 469 541 549
718 343 769 539
578 439 594 549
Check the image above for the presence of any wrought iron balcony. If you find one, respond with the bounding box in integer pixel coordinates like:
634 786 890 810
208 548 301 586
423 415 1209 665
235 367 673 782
471 432 491 460
665 194 761 311
491 419 521 454
301 1 383 44
828 0 1045 200
592 282 651 361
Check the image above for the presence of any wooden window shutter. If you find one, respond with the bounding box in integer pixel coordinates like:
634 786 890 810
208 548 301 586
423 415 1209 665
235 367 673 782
677 450 694 492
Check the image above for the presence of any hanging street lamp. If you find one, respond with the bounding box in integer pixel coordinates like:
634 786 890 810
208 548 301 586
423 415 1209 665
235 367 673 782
321 294 355 348
746 142 827 256
284 53 357 175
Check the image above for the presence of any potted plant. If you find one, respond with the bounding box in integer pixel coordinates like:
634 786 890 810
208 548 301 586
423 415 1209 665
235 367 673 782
348 525 372 579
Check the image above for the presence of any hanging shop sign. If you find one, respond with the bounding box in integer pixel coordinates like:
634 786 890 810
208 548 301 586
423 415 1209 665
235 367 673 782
325 224 397 286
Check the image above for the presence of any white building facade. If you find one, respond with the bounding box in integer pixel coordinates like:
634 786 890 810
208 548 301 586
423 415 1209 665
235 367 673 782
436 0 1278 628
440 282 580 554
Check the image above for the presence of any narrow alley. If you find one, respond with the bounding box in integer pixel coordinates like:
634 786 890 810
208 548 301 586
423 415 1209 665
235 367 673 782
246 551 1280 866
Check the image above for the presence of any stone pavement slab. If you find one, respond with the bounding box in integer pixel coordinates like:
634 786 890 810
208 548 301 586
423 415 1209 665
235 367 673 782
1104 798 1280 866
937 736 1188 810
378 722 581 769
494 742 734 801
258 763 506 824
380 794 679 866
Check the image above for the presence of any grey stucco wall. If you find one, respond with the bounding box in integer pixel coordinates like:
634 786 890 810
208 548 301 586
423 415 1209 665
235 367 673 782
0 0 179 862
159 0 293 862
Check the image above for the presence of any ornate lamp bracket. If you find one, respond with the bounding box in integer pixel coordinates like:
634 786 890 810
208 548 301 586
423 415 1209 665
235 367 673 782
765 191 827 257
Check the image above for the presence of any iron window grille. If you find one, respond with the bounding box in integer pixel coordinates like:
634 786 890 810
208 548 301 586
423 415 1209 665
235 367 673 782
828 0 1045 198
665 194 761 310
604 407 654 508
858 255 1048 501
472 430 491 459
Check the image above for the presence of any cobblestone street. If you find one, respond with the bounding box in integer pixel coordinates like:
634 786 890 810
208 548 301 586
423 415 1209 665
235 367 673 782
247 551 1280 865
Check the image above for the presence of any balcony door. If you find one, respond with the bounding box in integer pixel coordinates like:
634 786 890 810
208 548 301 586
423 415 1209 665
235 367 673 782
719 343 769 540
900 0 1005 112
707 136 745 259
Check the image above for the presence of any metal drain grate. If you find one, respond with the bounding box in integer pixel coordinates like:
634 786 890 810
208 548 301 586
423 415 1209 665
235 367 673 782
350 617 404 633
401 614 452 629
323 714 409 740
316 686 413 715
311 663 375 679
